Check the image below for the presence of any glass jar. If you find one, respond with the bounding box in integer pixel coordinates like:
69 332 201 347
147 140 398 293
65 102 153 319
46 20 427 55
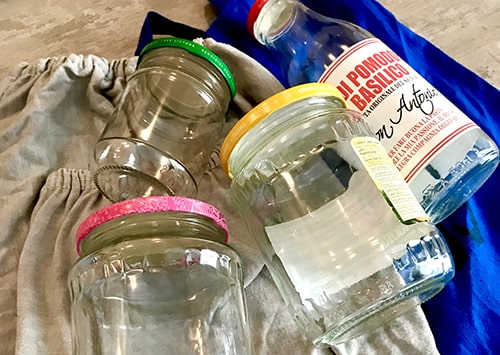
68 196 252 355
220 83 455 347
247 0 499 223
92 37 236 202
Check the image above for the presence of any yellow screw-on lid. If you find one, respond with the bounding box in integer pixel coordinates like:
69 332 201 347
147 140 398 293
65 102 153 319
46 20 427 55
220 83 346 177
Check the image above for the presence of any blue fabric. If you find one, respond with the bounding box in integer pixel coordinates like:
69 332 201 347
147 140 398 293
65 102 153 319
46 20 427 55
135 2 500 353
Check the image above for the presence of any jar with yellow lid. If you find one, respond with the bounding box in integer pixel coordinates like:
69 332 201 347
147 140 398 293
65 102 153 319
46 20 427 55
220 83 455 346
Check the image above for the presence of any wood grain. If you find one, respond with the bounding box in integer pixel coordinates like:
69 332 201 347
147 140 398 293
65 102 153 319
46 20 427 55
0 0 498 87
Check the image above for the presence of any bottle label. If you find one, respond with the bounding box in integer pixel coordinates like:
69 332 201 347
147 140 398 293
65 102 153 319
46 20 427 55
319 38 477 183
350 136 428 223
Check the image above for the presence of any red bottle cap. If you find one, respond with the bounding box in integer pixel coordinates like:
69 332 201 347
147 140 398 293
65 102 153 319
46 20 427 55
247 0 270 38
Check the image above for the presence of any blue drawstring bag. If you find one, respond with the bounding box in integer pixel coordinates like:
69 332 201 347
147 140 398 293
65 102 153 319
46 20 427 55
135 1 500 353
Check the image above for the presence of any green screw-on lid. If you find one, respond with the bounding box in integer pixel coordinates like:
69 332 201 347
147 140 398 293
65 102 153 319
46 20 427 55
139 37 237 98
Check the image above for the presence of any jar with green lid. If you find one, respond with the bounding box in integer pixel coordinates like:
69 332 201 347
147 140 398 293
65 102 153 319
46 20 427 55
220 83 455 347
92 37 237 202
68 196 252 355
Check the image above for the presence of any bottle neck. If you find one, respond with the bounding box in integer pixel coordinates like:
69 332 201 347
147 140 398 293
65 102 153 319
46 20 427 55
252 0 372 46
251 0 373 86
79 211 227 256
252 0 298 45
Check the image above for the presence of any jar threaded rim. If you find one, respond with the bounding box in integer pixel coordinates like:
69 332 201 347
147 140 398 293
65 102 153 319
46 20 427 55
76 196 229 255
138 37 237 98
220 83 346 177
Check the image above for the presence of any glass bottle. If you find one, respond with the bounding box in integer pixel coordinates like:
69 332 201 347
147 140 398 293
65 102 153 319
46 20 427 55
92 37 236 202
220 83 455 346
247 0 499 223
68 196 252 355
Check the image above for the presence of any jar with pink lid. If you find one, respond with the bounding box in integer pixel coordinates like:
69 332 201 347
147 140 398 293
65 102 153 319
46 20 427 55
68 196 252 355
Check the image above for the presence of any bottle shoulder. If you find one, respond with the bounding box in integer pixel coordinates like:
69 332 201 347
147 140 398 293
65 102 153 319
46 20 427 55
284 22 373 85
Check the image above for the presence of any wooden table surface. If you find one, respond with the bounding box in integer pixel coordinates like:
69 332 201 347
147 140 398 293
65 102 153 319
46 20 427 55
1 0 498 88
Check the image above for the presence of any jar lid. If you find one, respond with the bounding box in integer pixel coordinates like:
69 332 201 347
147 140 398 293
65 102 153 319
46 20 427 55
138 37 237 98
76 196 229 254
247 0 270 37
220 83 346 177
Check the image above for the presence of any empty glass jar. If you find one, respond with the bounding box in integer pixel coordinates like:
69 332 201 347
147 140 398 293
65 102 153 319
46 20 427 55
220 83 455 346
68 196 252 354
92 37 236 202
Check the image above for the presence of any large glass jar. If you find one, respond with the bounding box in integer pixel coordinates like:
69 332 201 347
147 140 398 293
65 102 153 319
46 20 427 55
68 196 252 355
220 83 455 347
247 0 499 223
92 37 236 202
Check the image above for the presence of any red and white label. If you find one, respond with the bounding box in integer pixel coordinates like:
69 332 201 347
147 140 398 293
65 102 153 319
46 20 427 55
319 38 477 183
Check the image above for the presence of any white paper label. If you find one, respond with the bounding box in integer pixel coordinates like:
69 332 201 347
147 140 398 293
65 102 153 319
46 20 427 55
265 172 397 301
319 38 477 183
350 136 428 222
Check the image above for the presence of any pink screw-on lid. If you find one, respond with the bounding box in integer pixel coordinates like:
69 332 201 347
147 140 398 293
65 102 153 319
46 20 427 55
76 196 229 255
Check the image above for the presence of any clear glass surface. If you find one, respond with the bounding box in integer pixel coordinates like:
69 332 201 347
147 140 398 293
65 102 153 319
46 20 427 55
229 105 455 345
252 0 499 223
253 0 372 86
411 127 499 222
92 48 231 202
69 237 252 355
